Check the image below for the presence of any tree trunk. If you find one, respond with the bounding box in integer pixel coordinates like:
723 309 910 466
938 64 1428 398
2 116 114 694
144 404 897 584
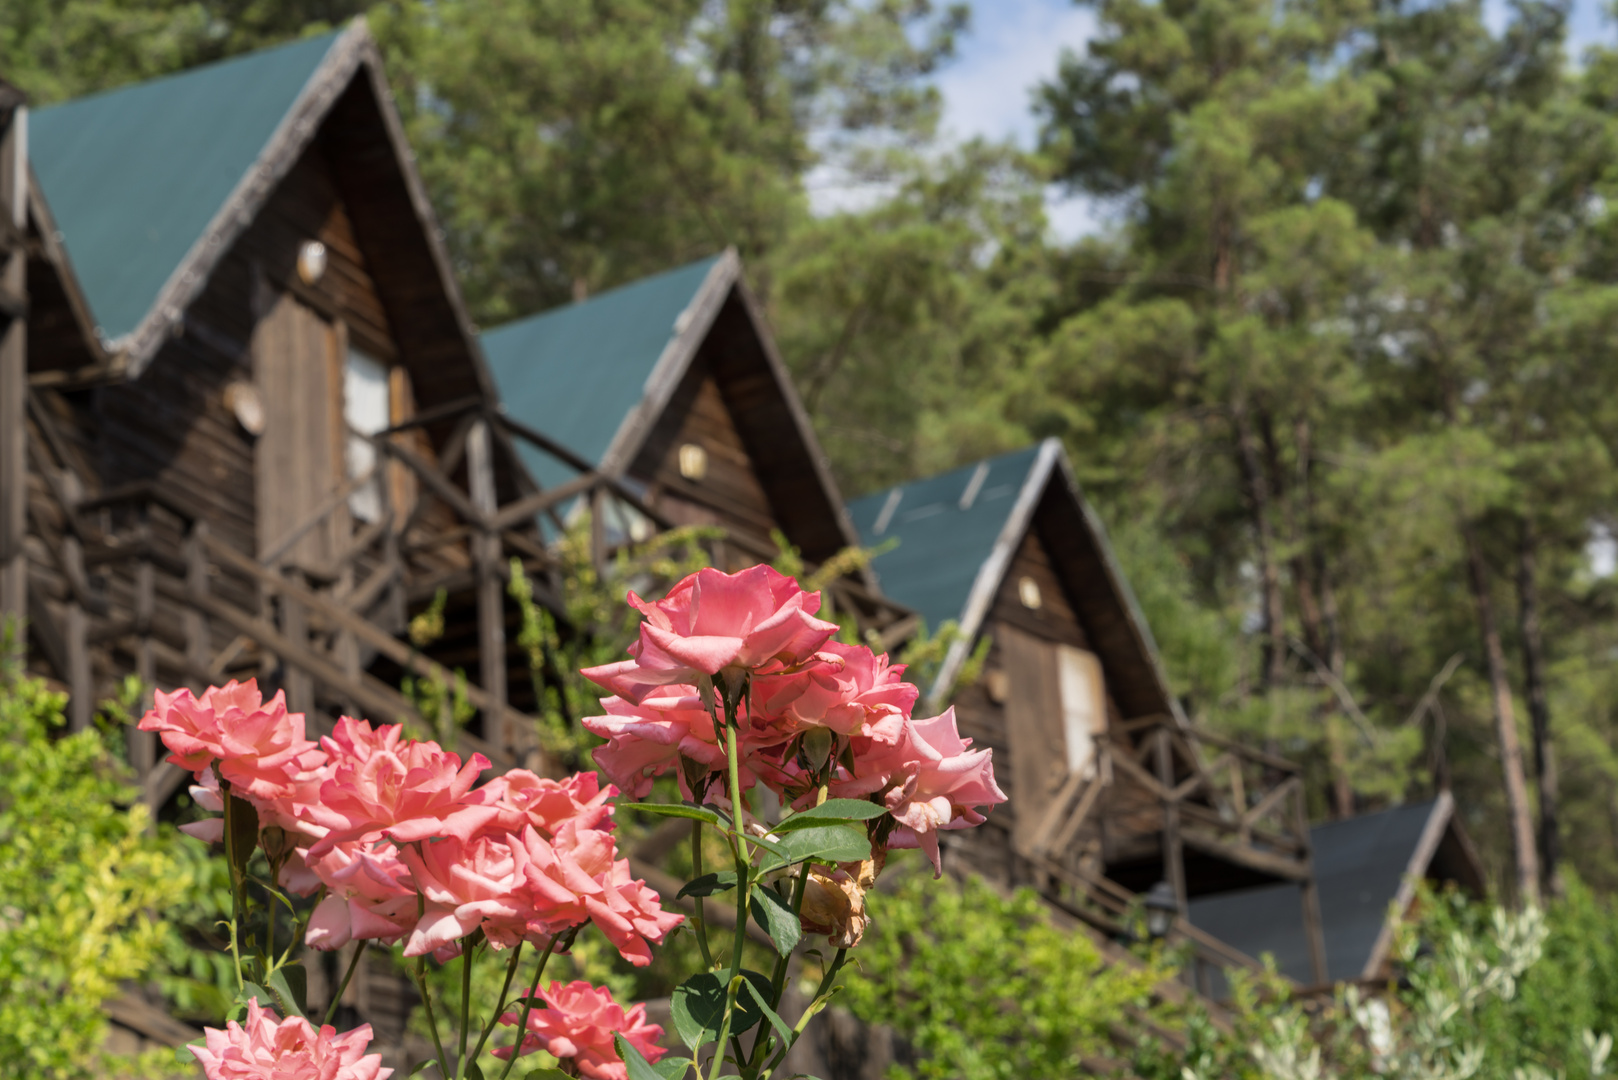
1233 402 1287 689
1516 521 1561 897
1463 522 1540 905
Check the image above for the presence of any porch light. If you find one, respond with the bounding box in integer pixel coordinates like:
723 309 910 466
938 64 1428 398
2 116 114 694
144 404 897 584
678 442 707 482
1144 880 1179 940
297 240 327 285
1018 575 1042 610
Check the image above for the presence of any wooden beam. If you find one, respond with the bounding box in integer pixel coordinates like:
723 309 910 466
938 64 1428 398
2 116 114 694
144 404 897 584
466 420 509 748
1156 728 1188 913
489 472 596 532
1177 829 1312 882
198 532 528 752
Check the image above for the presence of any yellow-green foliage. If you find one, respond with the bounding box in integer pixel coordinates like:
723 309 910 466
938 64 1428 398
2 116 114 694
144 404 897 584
0 648 185 1078
842 872 1171 1080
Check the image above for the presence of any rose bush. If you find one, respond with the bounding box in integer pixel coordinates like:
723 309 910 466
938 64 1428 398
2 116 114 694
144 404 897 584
147 565 1003 1080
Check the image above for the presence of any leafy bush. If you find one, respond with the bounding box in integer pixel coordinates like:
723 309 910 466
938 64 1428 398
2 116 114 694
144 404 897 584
0 640 184 1078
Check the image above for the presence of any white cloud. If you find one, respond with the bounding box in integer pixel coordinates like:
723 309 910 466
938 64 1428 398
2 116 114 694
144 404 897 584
936 0 1097 149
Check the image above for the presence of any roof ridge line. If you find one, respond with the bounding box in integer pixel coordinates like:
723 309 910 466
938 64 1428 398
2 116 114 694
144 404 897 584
110 22 367 375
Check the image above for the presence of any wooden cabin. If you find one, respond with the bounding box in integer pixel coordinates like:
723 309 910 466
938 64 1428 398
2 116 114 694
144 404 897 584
479 251 909 638
848 439 1332 988
1191 792 1485 992
1 23 656 1063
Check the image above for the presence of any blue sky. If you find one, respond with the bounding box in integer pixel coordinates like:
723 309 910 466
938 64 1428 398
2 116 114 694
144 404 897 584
916 0 1618 238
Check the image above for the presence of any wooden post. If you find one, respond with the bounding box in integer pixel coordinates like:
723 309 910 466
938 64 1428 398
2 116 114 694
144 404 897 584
589 485 608 572
466 419 508 747
130 506 157 774
184 520 210 692
59 472 91 732
1296 779 1329 986
1155 726 1188 915
280 579 313 718
0 106 25 629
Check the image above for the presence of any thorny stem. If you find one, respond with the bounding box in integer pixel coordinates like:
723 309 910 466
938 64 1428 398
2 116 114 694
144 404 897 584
753 860 812 1068
707 976 744 1080
220 777 246 993
414 955 450 1080
761 949 849 1080
723 685 749 987
457 935 475 1079
496 932 562 1080
322 940 369 1027
691 819 714 968
470 940 524 1064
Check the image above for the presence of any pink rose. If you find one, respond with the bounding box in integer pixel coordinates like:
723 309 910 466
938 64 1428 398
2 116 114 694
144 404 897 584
493 980 665 1080
583 687 783 804
582 566 838 700
475 769 616 839
751 642 918 740
191 998 391 1080
138 680 321 802
301 840 419 951
399 829 549 956
302 718 497 857
832 708 1006 875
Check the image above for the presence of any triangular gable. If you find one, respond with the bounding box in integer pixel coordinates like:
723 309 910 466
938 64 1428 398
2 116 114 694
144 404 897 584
482 250 860 562
25 20 492 404
849 438 1182 717
1188 793 1486 987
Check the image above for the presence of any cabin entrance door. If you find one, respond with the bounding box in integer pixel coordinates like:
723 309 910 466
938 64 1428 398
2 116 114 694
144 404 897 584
253 290 342 570
1000 623 1107 848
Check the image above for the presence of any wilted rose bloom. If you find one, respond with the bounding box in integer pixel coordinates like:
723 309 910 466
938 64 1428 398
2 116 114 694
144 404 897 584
582 565 838 701
799 856 879 948
475 768 615 839
301 718 498 857
138 680 321 803
192 998 391 1080
751 641 918 741
493 980 665 1080
832 707 1006 875
300 840 418 951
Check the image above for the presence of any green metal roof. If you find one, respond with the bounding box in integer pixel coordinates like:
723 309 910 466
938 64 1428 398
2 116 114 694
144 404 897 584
848 445 1043 631
31 31 341 343
481 255 723 490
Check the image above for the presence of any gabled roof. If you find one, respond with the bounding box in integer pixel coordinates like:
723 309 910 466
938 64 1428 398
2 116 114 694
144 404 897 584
481 250 862 563
31 32 338 348
848 444 1042 632
482 255 724 491
1188 793 1486 987
848 438 1182 717
25 20 492 399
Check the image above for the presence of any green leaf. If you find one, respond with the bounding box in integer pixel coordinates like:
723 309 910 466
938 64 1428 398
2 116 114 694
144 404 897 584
408 1062 437 1078
267 965 308 1018
738 830 791 859
773 800 887 830
615 1031 672 1080
615 802 721 825
174 1044 200 1064
236 981 272 1010
750 883 802 956
653 1058 694 1080
741 975 794 1047
762 825 871 871
522 1071 573 1080
669 970 773 1049
677 871 738 898
227 793 259 879
466 1063 485 1080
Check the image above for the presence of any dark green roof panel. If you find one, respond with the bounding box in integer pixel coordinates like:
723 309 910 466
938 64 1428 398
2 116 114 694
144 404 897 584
847 445 1042 631
481 255 722 490
31 31 341 342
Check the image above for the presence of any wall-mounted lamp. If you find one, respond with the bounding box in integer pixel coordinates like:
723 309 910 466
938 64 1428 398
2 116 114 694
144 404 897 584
223 381 266 437
678 442 708 482
297 240 328 286
1018 575 1042 610
1143 880 1180 940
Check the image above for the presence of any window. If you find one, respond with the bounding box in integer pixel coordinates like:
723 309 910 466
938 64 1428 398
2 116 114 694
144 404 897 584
344 349 390 522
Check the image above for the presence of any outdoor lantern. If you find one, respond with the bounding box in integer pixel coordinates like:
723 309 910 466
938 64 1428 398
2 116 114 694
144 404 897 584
678 442 708 481
1143 880 1179 940
1018 575 1042 609
297 239 328 285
